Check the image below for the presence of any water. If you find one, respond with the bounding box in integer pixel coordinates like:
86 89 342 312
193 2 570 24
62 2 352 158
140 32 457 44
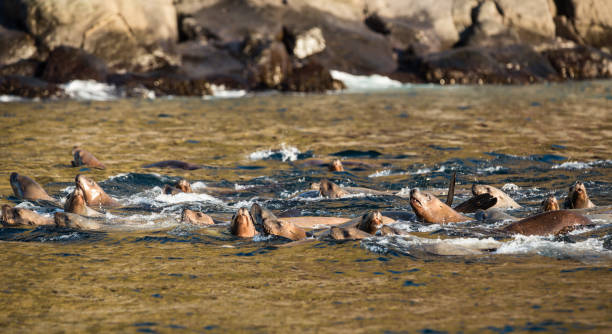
1 80 611 332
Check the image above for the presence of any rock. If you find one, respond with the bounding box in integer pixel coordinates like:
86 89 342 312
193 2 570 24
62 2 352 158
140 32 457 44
495 0 556 42
108 68 212 97
248 41 292 90
0 26 37 66
0 59 43 77
452 0 479 34
283 61 343 92
414 44 559 84
0 75 64 99
365 13 390 35
571 0 612 48
41 46 108 83
1 0 179 72
457 0 520 47
177 42 245 88
543 46 612 80
178 14 219 43
292 27 326 59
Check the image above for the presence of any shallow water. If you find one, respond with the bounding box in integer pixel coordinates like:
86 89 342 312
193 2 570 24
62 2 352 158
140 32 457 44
1 81 611 332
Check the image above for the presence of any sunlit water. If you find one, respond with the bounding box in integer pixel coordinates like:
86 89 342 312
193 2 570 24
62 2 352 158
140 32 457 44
1 81 611 332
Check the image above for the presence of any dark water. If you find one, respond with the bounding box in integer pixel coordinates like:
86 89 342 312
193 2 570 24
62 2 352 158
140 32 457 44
0 81 611 332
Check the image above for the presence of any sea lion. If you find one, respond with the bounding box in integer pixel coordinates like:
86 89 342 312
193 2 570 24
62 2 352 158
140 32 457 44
563 181 595 209
312 179 393 198
230 207 257 238
1 204 54 226
163 179 193 195
540 195 560 212
329 226 371 240
143 160 203 170
9 172 56 202
329 159 344 172
454 194 498 213
355 211 384 234
503 210 591 236
475 208 517 223
410 188 471 224
71 146 105 169
317 179 347 198
54 212 101 230
472 184 521 209
75 174 119 208
64 187 104 217
249 203 306 241
181 209 214 226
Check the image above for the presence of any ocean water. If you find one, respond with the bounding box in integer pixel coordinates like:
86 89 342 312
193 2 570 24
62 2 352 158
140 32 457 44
1 79 611 332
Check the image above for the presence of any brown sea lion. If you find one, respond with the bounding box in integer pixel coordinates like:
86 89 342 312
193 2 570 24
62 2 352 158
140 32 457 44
503 210 591 236
163 179 193 195
1 204 54 226
311 179 394 198
317 179 347 198
71 146 105 169
64 187 104 217
563 181 595 209
54 212 101 230
540 195 560 212
410 188 471 224
329 159 344 172
181 209 214 226
230 207 258 238
75 174 119 208
472 184 521 209
249 203 306 241
143 160 203 170
355 211 384 234
329 226 371 240
9 172 56 202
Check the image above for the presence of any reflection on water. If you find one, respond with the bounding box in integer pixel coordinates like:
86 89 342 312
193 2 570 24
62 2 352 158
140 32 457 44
1 81 611 332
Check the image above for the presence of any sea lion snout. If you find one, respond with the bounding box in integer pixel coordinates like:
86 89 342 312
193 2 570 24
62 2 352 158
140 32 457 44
231 207 257 238
329 159 344 172
540 196 559 212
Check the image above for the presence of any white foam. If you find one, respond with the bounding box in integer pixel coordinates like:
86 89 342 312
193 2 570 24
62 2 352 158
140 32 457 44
495 235 610 258
330 70 404 91
124 186 225 208
552 161 591 170
60 80 118 101
477 165 504 173
248 143 301 162
0 95 24 102
502 183 520 192
208 85 247 99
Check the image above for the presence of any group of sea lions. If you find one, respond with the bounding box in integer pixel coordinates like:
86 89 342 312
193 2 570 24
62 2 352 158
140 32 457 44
0 148 600 243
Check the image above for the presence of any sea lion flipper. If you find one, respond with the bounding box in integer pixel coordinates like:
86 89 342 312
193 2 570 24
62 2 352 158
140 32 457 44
454 194 497 213
446 172 456 206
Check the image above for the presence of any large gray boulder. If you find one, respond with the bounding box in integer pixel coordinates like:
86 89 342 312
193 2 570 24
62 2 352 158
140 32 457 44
0 26 38 66
1 0 179 72
572 0 612 48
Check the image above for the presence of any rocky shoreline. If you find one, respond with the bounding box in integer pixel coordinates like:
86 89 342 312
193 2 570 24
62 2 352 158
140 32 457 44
1 0 611 99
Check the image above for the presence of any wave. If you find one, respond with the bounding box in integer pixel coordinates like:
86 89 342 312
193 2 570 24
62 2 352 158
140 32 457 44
248 144 301 162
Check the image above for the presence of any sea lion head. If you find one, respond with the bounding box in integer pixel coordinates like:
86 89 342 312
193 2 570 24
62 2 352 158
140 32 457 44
358 210 383 234
64 187 87 215
176 179 192 193
329 159 344 172
181 209 214 226
410 188 448 223
568 181 591 209
71 148 83 166
318 179 345 198
230 207 257 238
75 174 103 204
9 172 23 198
1 204 15 225
472 184 495 196
540 195 559 212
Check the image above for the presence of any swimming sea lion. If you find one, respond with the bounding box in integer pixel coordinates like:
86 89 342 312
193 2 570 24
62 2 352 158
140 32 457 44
71 146 105 169
163 179 193 195
472 184 521 209
64 187 104 217
503 210 591 236
143 160 203 170
475 208 517 223
312 179 393 198
329 159 344 172
563 181 595 209
410 188 471 224
249 203 306 241
75 174 119 208
540 195 560 212
54 212 101 230
9 172 56 202
329 226 371 240
230 207 257 238
1 204 54 226
181 209 214 226
317 179 347 198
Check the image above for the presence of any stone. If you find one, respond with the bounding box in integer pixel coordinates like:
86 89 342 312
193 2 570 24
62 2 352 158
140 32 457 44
0 75 64 99
41 46 108 83
1 0 179 72
543 45 612 80
0 26 37 66
571 0 612 48
0 59 43 77
293 27 326 59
